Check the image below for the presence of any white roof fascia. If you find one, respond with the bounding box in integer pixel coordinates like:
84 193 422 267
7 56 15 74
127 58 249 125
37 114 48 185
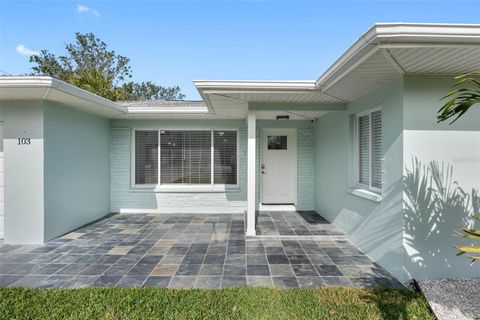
0 76 127 116
316 23 480 88
194 80 317 91
126 107 209 114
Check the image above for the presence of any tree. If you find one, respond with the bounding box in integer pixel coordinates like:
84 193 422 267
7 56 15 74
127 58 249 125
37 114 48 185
438 73 480 265
122 81 185 101
29 32 184 101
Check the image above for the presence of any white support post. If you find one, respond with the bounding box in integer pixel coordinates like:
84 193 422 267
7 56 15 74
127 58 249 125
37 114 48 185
246 110 256 236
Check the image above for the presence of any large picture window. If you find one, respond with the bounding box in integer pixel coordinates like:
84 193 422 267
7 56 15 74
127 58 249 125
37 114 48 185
356 109 382 192
134 129 238 187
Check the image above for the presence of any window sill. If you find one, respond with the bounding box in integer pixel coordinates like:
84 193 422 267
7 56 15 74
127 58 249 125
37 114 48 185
348 187 383 203
131 185 240 193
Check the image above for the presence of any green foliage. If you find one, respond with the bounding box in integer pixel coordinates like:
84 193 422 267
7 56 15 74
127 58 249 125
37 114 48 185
29 32 184 101
437 73 480 124
0 287 433 320
122 81 185 101
437 74 480 265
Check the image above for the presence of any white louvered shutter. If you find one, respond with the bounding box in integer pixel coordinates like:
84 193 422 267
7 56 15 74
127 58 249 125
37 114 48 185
160 130 211 184
214 130 237 184
358 115 371 186
135 130 159 185
371 110 383 189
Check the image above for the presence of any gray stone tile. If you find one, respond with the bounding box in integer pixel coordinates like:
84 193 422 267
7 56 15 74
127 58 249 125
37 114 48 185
144 276 171 288
223 265 246 276
127 263 156 276
316 265 343 276
292 264 318 277
221 276 246 288
176 264 201 276
138 255 163 265
297 276 325 288
247 265 270 276
267 255 289 264
10 275 49 288
199 264 223 276
182 254 205 264
37 276 74 289
195 276 222 289
31 264 66 275
116 275 147 288
104 264 134 276
55 263 87 275
272 277 299 289
79 264 111 276
321 276 352 287
0 275 24 286
203 255 225 264
246 255 268 265
247 276 273 287
92 275 122 287
170 276 198 288
225 254 246 265
269 264 295 277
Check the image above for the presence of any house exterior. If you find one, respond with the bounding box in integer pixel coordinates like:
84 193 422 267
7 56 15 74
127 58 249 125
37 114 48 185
0 23 479 283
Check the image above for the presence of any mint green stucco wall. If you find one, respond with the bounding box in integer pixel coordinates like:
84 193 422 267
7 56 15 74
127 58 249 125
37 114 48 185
43 102 110 241
403 75 480 279
110 119 314 213
314 78 407 281
0 101 110 244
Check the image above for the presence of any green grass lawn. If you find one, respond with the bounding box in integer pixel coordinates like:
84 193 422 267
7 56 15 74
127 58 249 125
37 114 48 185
0 287 433 320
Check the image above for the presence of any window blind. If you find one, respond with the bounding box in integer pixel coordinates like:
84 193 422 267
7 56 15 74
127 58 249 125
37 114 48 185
214 130 237 184
371 110 382 189
160 130 211 184
135 130 158 185
358 114 371 186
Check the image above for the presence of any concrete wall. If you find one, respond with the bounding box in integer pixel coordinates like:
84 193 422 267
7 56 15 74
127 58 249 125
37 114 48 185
43 102 110 241
110 119 314 213
403 75 480 279
314 78 407 281
0 101 45 244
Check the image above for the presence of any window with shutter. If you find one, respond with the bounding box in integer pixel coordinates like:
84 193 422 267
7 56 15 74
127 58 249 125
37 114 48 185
356 109 382 192
160 130 211 184
133 129 238 188
135 130 158 185
214 130 237 184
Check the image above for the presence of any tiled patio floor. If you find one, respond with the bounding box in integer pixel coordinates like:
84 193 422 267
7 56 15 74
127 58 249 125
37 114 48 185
0 212 402 289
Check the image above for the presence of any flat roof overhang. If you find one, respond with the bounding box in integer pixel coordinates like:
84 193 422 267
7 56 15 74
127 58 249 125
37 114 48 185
194 23 480 119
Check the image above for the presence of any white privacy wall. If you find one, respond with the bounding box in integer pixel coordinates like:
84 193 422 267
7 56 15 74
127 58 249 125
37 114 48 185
403 75 480 279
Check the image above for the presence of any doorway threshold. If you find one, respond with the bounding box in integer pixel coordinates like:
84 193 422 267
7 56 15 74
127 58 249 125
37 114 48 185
259 204 296 212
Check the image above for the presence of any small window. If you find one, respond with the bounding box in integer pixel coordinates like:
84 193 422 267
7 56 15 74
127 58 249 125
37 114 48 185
135 130 158 185
356 109 382 192
268 135 287 150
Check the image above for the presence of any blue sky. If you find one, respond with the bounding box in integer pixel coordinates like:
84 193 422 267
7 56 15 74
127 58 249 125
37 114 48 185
1 1 479 99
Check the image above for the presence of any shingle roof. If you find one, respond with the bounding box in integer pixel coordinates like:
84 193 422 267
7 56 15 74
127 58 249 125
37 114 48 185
119 100 206 108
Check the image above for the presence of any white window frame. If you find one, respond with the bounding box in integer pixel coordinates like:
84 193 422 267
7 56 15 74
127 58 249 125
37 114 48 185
131 128 239 192
354 107 382 194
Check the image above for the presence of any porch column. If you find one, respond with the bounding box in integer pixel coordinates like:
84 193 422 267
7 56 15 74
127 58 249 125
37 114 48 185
246 110 256 236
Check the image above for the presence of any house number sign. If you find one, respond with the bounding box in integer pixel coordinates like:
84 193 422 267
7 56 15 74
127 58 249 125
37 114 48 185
17 138 31 145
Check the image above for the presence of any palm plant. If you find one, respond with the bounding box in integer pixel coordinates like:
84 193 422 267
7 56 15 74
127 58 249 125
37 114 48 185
437 73 480 123
438 73 480 265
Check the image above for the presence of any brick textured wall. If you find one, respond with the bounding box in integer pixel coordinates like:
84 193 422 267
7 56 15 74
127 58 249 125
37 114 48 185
110 127 247 213
297 128 315 210
110 126 314 213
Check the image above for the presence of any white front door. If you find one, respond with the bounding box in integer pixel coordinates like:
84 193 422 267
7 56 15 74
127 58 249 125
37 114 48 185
261 129 296 204
0 123 4 239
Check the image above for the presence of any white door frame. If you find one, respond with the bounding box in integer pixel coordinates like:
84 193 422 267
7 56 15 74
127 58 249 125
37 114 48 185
260 128 297 205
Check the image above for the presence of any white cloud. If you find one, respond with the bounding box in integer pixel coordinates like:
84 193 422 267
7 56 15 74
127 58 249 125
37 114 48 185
76 4 100 17
16 44 39 56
